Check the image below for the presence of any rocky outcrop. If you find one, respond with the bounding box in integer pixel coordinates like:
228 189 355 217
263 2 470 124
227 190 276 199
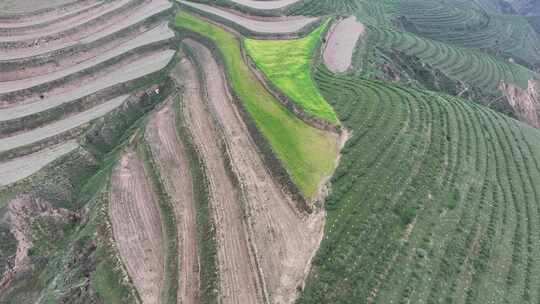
499 79 540 128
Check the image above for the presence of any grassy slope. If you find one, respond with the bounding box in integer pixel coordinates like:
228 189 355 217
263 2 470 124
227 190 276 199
365 24 537 90
297 65 540 303
290 0 540 68
175 11 338 197
394 0 540 67
244 21 338 124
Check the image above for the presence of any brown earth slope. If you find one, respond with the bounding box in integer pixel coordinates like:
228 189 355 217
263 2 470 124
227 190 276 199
109 150 165 304
145 98 200 304
499 79 540 128
173 57 265 304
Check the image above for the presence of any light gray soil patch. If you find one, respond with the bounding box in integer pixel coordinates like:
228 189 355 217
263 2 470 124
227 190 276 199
226 0 303 10
186 39 325 304
0 49 174 120
145 99 199 304
0 141 78 187
0 0 77 13
0 1 101 29
0 0 131 42
109 150 165 304
180 0 317 34
0 95 127 153
0 0 172 60
322 16 365 73
0 27 174 95
175 57 264 304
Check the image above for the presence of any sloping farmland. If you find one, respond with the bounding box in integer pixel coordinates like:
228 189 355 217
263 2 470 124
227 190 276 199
180 0 318 35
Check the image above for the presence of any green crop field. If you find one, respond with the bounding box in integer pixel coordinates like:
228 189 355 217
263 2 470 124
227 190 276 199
295 64 540 303
175 11 339 197
244 21 338 124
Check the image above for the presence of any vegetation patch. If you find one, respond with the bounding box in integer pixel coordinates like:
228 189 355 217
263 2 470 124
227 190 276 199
297 64 540 304
244 20 338 124
175 11 339 197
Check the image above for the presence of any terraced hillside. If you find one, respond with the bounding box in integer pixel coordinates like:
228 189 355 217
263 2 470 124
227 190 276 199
2 0 540 303
0 0 176 301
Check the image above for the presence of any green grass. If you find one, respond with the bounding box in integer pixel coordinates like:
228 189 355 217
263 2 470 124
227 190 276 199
175 11 339 197
244 21 338 124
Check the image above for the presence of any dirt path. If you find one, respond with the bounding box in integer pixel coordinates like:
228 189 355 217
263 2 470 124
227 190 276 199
322 16 365 73
0 0 172 61
0 95 127 153
145 98 200 304
226 0 303 10
0 26 173 95
0 49 173 120
180 1 317 34
174 57 264 304
0 141 78 187
109 150 165 304
185 39 325 304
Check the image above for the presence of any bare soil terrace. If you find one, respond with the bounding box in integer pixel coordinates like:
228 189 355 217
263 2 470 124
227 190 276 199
174 57 265 304
0 0 78 13
145 99 200 304
0 28 173 95
0 95 127 153
0 141 78 187
0 0 131 42
0 49 174 121
0 0 172 61
185 39 325 303
109 150 165 304
0 0 99 27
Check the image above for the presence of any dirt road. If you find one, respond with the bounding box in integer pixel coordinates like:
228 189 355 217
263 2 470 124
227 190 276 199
185 39 325 303
0 0 172 61
145 98 200 304
174 57 264 304
109 150 165 304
